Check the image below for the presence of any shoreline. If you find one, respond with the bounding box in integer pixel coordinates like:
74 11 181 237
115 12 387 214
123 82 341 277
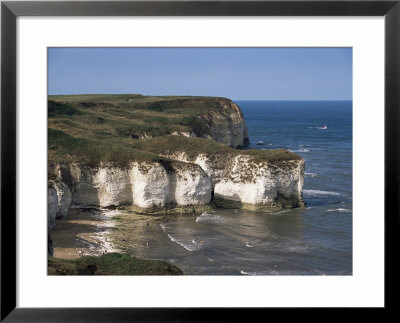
49 207 168 260
50 208 119 259
48 208 185 275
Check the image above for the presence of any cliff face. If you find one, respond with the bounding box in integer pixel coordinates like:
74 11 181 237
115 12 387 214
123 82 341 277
135 98 250 148
191 98 250 148
53 180 71 218
53 161 212 213
49 152 303 215
159 151 304 210
48 186 58 229
48 179 72 229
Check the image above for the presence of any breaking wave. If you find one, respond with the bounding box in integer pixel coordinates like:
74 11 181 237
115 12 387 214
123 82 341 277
196 213 225 223
292 148 310 153
167 234 203 252
303 189 340 196
305 172 317 177
326 208 351 213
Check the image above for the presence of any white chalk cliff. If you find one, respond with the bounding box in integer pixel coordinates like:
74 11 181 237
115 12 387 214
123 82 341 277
53 161 212 212
49 151 303 216
159 151 304 210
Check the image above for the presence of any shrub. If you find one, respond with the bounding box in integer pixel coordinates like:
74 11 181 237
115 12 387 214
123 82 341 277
48 100 81 117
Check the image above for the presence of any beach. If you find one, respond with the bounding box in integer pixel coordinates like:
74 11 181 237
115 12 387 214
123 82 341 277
50 208 118 259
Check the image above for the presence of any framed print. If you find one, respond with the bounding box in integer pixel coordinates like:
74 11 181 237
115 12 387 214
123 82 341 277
1 0 399 321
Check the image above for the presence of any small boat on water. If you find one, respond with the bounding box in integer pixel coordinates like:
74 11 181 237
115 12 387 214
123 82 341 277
320 125 328 130
256 141 266 145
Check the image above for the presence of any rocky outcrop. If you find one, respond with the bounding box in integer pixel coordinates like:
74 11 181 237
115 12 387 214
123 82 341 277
49 150 303 214
48 179 72 229
48 179 72 219
48 186 58 229
196 99 250 148
137 99 250 148
48 233 54 256
159 152 305 210
53 160 212 213
53 180 72 218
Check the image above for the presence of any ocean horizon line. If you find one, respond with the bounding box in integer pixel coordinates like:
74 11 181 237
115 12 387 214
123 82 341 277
233 99 352 102
47 93 352 102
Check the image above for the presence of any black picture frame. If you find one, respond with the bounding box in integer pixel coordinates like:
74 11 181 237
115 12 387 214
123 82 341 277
1 0 399 321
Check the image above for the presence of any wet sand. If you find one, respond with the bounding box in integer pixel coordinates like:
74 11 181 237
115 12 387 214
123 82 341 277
50 208 166 260
108 212 166 255
50 208 118 259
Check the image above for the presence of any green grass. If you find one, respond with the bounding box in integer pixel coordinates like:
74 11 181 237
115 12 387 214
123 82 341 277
48 94 218 104
48 100 81 117
48 253 183 275
132 135 301 163
48 94 300 166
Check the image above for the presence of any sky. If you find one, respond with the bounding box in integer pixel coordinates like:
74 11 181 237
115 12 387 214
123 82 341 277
48 48 352 100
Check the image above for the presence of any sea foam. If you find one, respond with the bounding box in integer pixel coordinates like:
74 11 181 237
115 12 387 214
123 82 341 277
196 213 225 223
167 234 203 252
326 208 351 213
305 172 317 177
303 189 340 196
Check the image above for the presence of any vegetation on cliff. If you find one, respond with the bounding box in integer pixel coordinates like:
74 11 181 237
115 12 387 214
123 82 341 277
48 94 300 166
48 253 183 275
48 94 234 142
132 135 301 163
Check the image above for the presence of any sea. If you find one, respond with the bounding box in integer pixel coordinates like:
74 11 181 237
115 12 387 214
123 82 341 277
120 101 353 275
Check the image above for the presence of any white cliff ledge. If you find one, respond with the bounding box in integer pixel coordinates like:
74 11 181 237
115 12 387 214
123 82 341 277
163 151 305 211
48 151 304 227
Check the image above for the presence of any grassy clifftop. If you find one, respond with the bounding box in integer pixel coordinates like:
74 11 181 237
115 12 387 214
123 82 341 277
132 135 301 163
49 95 205 139
49 94 232 138
48 94 299 166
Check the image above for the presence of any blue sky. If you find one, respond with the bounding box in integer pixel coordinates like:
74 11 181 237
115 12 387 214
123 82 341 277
48 48 352 100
